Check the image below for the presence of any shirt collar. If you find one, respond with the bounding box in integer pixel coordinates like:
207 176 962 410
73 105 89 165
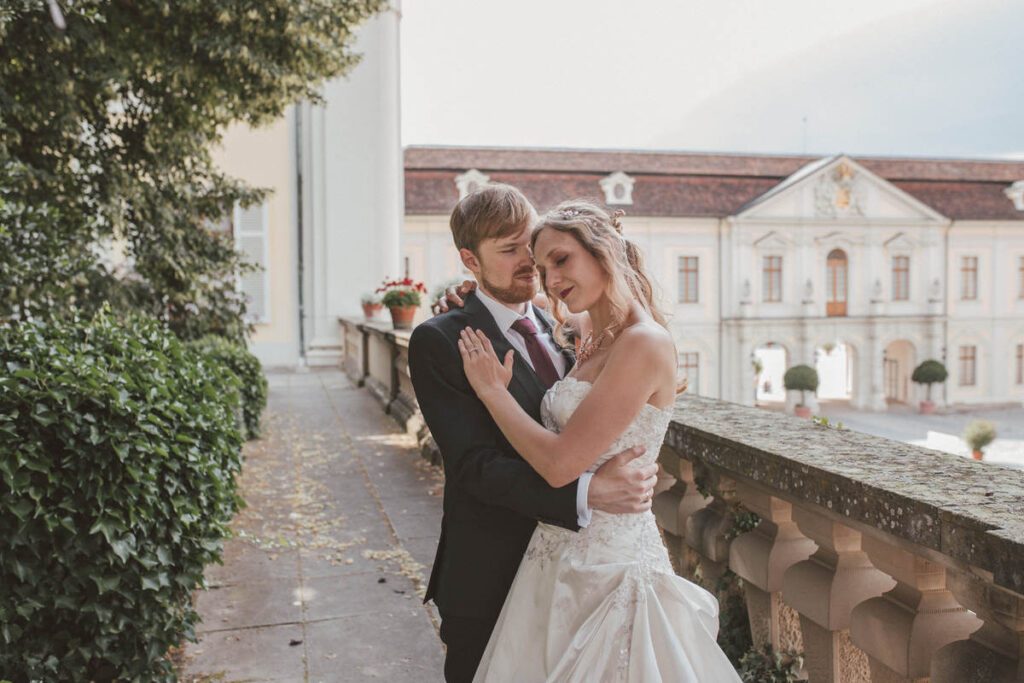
475 287 537 335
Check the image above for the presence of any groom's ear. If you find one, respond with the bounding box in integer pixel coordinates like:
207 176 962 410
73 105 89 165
459 247 481 276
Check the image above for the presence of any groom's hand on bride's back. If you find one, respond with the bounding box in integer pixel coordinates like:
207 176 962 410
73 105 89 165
588 446 659 514
430 279 477 315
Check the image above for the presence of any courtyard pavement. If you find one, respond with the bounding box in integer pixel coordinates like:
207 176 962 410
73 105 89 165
815 400 1024 468
179 369 445 682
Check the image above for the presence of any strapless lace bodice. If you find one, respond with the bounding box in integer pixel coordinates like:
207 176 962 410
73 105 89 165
540 376 674 474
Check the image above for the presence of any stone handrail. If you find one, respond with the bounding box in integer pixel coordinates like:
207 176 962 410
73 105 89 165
340 316 1024 682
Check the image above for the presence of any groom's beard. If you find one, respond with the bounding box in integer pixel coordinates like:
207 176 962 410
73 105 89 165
480 267 538 305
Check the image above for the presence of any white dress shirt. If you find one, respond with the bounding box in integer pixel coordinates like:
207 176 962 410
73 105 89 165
475 288 593 528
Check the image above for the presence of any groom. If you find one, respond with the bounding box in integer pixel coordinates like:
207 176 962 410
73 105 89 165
408 183 659 682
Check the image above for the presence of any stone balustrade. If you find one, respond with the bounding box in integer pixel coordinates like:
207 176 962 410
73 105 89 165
340 316 1024 682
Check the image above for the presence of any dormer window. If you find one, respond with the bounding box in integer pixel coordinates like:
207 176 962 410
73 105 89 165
454 169 490 200
1006 181 1024 211
599 171 635 206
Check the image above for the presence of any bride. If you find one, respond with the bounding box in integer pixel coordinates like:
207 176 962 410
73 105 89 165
457 201 742 682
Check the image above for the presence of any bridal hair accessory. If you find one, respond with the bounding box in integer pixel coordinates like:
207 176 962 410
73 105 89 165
560 208 582 219
610 209 625 235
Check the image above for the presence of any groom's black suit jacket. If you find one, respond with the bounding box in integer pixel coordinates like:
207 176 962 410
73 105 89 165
408 292 579 620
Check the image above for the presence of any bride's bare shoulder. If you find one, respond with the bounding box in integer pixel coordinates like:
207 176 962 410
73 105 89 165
614 322 675 362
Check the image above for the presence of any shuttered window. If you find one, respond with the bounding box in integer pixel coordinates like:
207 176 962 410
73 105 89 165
235 203 270 323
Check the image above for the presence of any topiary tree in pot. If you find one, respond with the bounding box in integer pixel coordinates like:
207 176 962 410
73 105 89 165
911 359 947 414
964 420 996 461
783 364 819 418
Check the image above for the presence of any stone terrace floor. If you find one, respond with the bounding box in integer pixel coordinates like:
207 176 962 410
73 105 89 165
179 369 445 682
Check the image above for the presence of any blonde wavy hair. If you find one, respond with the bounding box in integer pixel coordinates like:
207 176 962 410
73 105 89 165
530 200 669 349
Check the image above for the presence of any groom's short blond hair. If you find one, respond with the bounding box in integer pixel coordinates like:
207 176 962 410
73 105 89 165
449 183 536 254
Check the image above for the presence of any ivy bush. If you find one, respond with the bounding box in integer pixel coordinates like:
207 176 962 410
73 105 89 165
186 335 268 439
0 309 244 682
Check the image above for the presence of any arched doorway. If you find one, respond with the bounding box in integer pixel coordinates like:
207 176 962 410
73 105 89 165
826 249 848 317
816 342 853 401
754 343 788 404
884 340 916 404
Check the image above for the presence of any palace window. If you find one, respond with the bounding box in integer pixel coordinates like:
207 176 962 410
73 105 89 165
960 256 978 301
959 345 976 387
678 256 699 303
680 352 700 395
892 255 910 301
599 171 635 206
1017 344 1023 385
762 256 782 303
1018 256 1024 299
826 249 848 316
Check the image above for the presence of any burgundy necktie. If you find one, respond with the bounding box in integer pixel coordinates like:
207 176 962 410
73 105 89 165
511 317 561 389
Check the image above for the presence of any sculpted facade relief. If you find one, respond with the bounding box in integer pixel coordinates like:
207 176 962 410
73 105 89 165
814 162 866 218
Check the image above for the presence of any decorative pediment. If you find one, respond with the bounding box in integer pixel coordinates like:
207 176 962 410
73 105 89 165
752 230 792 250
599 171 635 205
454 169 490 200
813 230 863 248
883 231 917 250
737 155 947 223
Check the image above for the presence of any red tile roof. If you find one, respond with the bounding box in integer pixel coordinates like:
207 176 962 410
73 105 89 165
404 146 1024 221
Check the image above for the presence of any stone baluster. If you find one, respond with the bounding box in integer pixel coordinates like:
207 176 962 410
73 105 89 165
684 470 737 587
782 505 897 682
931 568 1024 682
653 446 711 578
729 484 817 654
849 535 983 682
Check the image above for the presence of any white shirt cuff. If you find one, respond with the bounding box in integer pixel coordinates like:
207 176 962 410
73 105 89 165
576 472 594 528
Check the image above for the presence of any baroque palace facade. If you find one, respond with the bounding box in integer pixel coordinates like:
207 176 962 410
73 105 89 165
402 147 1024 410
207 0 1023 412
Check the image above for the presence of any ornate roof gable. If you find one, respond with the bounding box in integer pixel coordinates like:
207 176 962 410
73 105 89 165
736 155 948 224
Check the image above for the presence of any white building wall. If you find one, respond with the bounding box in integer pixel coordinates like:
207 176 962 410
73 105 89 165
947 221 1024 405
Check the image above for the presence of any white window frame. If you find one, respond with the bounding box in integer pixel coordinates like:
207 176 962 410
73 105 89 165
677 255 700 304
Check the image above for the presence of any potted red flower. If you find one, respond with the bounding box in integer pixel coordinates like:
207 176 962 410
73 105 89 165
377 277 427 330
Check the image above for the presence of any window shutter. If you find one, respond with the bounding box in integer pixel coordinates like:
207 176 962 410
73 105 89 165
235 203 269 322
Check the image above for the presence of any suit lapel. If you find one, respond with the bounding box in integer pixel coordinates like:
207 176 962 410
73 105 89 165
463 293 546 419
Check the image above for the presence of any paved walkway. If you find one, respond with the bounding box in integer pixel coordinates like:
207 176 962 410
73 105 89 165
180 369 445 682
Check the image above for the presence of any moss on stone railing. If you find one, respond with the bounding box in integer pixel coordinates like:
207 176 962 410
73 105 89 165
341 317 1024 683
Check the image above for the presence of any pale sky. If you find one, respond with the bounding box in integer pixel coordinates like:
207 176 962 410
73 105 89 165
400 0 1023 158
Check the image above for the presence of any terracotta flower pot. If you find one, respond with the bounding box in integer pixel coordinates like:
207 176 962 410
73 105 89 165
972 449 983 461
362 303 383 320
919 400 935 415
388 304 418 330
794 405 812 418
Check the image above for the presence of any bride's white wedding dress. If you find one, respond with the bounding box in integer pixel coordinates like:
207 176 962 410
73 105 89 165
473 377 742 682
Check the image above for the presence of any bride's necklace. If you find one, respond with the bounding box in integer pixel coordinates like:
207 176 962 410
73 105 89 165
574 328 611 367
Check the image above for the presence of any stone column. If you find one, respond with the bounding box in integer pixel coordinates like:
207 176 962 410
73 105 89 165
782 505 897 683
301 4 403 365
864 320 887 411
849 536 983 682
729 485 817 653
